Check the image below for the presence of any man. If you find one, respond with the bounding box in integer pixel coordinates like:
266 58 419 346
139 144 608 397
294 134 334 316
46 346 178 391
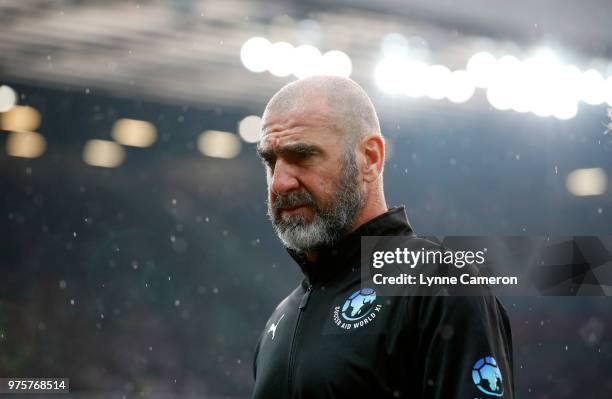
252 76 514 398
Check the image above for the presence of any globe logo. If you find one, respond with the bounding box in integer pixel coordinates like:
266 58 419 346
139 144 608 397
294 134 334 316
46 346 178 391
472 356 504 397
341 288 377 321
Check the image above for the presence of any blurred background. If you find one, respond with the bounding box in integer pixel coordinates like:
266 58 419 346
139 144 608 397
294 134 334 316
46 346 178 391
1 0 612 397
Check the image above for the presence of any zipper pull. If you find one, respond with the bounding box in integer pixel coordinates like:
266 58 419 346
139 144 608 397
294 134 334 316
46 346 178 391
299 285 312 310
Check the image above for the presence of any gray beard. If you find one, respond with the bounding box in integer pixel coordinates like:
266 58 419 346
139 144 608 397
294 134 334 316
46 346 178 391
267 151 364 253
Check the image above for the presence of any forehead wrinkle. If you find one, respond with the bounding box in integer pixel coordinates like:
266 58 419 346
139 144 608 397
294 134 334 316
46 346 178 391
257 127 301 151
262 124 339 156
263 98 335 133
262 119 303 137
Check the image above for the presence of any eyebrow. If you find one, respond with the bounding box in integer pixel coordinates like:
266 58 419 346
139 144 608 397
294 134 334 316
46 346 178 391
256 142 321 162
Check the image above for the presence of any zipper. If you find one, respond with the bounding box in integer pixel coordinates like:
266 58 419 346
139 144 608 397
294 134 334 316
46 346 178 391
287 283 313 396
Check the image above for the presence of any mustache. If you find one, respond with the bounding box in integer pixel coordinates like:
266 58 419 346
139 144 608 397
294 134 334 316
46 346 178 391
272 189 316 210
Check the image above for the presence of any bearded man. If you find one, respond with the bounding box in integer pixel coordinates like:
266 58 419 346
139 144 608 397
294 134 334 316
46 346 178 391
252 76 514 399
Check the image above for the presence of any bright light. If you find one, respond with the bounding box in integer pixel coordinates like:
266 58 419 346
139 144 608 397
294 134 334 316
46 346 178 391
486 55 521 111
466 52 497 88
321 50 352 77
508 62 530 114
375 44 610 118
605 76 612 107
544 65 580 120
293 45 322 79
552 98 578 120
268 42 295 77
6 131 46 158
531 47 559 65
198 130 241 159
545 63 579 120
375 57 406 95
424 65 451 100
240 37 272 73
446 70 475 103
566 168 607 196
496 54 521 71
238 115 262 143
402 61 429 97
484 53 578 119
521 55 560 117
558 65 583 103
241 37 351 79
83 139 126 168
580 69 606 105
375 57 429 96
111 118 157 147
1 105 41 132
0 85 17 112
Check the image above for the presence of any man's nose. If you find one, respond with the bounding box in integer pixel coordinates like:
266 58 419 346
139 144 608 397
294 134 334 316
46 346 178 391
270 159 300 195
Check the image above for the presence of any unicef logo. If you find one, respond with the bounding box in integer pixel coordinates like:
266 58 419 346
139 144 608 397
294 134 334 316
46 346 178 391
341 288 377 321
472 356 504 397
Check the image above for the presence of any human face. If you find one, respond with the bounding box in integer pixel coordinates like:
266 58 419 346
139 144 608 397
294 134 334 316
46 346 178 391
257 101 363 252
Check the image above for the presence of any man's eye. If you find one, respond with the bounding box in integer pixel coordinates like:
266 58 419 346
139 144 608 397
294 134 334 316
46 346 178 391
290 152 313 162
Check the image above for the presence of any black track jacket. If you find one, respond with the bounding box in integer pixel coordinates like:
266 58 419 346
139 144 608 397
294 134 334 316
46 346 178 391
252 206 514 399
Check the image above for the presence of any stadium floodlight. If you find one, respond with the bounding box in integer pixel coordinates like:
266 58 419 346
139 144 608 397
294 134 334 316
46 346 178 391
240 37 272 73
566 168 608 196
6 131 46 158
268 42 296 77
486 55 521 111
111 118 157 147
374 57 406 95
241 36 351 79
558 65 583 103
402 60 429 98
83 139 125 168
552 98 578 120
521 52 561 117
466 51 497 88
293 45 323 79
1 105 41 132
198 130 241 159
321 50 352 78
580 69 606 105
0 84 17 112
446 70 475 103
424 65 451 100
238 115 263 143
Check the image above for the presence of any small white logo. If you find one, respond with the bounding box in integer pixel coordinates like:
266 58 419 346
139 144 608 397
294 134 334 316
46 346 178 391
267 314 285 340
333 288 383 330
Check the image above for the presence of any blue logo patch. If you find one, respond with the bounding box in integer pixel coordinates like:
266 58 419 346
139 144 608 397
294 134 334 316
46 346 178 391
341 288 377 321
472 356 504 397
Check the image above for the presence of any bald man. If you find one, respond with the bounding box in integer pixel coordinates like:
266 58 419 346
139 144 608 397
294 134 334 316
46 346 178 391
252 76 514 399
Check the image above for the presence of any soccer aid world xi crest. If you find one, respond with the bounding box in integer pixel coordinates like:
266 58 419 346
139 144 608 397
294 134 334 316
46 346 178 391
472 356 504 397
333 288 382 330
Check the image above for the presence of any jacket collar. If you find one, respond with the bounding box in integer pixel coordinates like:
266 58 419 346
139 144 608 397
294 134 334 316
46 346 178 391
286 206 414 286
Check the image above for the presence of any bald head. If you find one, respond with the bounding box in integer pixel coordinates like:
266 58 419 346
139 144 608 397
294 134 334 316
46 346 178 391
262 76 381 147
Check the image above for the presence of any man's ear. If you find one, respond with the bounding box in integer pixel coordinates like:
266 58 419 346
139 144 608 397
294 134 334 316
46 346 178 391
359 134 385 183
